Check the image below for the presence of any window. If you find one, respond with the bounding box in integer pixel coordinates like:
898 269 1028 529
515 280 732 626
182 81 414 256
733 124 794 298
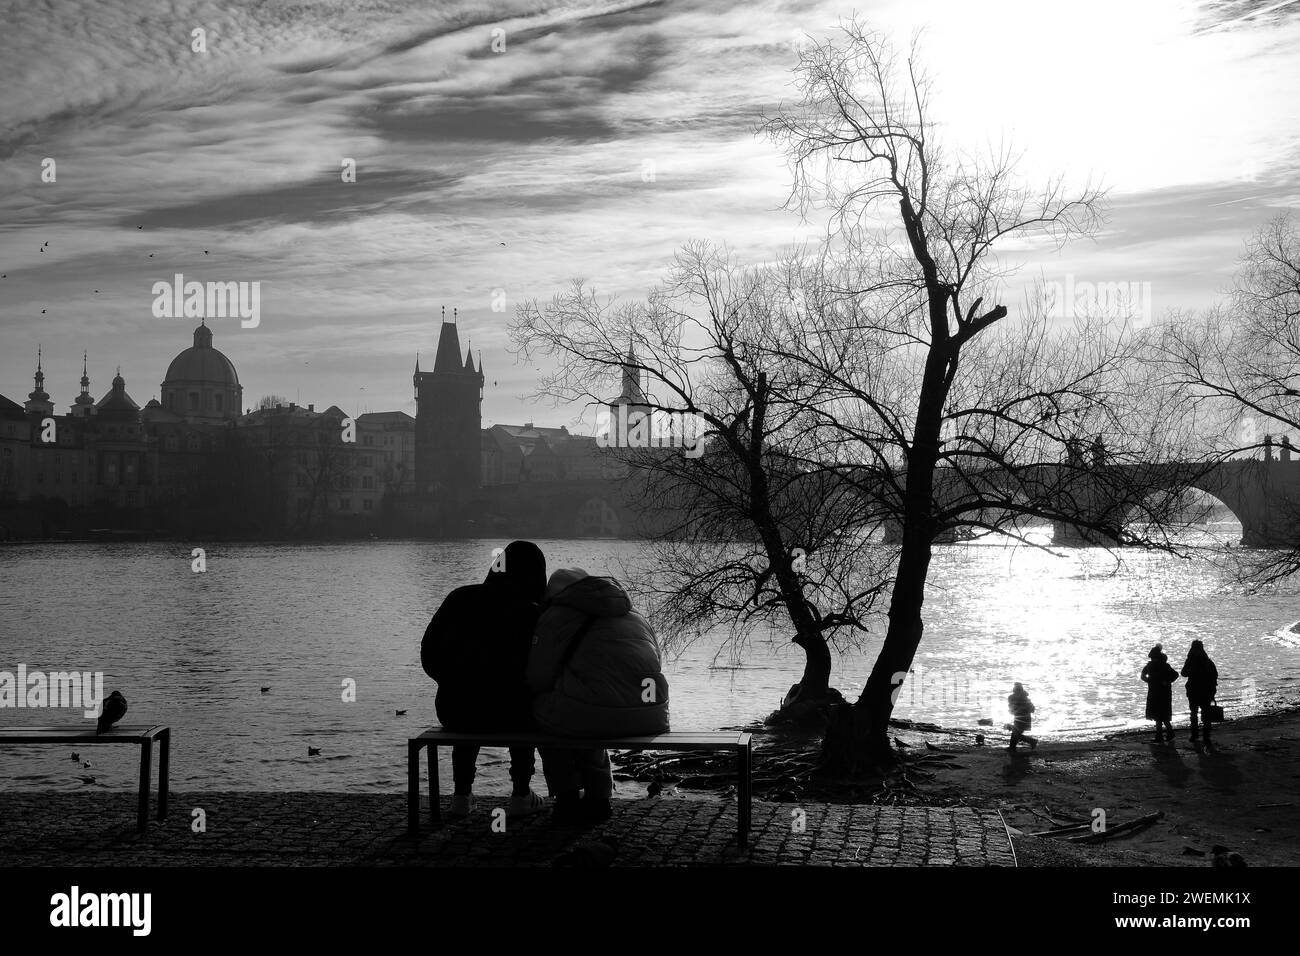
362 476 373 489
340 498 351 511
363 435 374 447
296 474 306 488
362 499 373 511
214 393 223 411
189 393 199 410
361 455 372 467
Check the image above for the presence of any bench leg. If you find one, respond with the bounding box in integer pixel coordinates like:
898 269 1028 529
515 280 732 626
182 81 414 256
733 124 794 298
157 729 170 820
738 744 751 849
408 740 421 837
137 739 152 835
429 744 441 825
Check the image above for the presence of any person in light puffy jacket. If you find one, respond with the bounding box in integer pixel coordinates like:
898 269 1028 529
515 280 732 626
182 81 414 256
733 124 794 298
527 568 669 824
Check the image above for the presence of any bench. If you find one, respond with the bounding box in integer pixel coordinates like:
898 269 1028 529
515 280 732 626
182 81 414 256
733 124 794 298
0 724 170 833
408 729 753 847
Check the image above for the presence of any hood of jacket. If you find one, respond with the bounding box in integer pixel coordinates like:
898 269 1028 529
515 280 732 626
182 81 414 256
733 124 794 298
547 572 632 618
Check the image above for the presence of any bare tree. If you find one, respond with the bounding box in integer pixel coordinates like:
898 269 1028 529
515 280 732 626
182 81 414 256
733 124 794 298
512 246 892 726
515 22 1205 765
1152 212 1300 582
758 21 1209 767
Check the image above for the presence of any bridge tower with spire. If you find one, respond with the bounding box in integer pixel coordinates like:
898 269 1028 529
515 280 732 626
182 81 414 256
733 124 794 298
413 306 484 503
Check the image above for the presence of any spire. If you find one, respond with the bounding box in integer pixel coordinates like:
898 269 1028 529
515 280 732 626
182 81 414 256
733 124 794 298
619 340 645 404
434 307 465 372
464 339 474 371
28 345 49 402
415 352 421 373
73 351 94 410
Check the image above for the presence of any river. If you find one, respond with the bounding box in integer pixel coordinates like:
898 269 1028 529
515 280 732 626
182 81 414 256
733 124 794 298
1 532 1297 794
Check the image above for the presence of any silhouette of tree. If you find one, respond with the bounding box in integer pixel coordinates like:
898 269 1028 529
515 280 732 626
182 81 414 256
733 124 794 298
1153 212 1300 582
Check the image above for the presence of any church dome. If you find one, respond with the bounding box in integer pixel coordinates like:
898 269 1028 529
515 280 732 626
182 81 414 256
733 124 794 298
95 369 141 421
164 323 240 386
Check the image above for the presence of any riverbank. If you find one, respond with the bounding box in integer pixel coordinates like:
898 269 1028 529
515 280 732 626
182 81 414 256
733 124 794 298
886 703 1300 866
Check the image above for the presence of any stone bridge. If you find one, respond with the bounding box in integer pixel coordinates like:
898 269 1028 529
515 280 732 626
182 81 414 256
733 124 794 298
881 454 1300 549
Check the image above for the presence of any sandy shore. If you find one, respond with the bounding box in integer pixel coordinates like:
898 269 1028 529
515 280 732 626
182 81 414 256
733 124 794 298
888 704 1300 866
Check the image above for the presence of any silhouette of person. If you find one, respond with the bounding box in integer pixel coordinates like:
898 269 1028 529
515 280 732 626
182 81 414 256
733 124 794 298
527 568 670 824
421 540 548 818
1181 640 1219 742
1140 643 1178 741
1007 682 1038 751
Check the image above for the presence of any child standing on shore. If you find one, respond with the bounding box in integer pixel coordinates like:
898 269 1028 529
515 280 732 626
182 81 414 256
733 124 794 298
1007 682 1038 751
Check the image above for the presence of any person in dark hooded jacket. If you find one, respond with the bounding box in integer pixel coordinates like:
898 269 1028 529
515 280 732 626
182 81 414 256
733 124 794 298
1181 639 1219 741
421 540 547 818
1140 643 1178 742
527 568 669 823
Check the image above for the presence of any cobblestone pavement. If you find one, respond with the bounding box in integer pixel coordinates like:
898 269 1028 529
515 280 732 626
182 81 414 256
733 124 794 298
0 792 1015 866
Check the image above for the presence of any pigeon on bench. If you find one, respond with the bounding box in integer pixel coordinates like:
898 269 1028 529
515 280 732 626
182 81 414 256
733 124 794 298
97 691 128 734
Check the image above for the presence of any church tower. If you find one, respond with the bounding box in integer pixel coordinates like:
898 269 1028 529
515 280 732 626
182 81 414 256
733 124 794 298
605 343 651 447
414 307 484 501
24 346 54 418
70 352 95 417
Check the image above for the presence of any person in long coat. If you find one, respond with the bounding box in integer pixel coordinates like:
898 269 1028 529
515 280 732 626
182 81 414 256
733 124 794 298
1181 639 1219 741
1140 643 1178 742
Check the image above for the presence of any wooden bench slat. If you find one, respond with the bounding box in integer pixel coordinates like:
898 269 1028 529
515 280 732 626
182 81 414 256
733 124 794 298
412 729 748 749
0 724 164 743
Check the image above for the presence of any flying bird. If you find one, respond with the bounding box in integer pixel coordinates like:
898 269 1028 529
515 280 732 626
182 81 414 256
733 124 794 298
79 776 96 785
41 309 45 313
261 686 270 693
97 690 128 733
395 709 407 716
138 225 143 229
308 746 321 756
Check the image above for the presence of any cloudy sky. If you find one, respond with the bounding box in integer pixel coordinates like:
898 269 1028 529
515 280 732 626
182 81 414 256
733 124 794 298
1 0 1297 429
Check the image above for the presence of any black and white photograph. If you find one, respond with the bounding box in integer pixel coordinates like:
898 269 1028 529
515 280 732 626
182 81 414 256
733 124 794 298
1 0 1296 936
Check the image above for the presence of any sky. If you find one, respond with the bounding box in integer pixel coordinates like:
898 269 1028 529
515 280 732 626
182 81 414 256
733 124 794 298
1 0 1297 430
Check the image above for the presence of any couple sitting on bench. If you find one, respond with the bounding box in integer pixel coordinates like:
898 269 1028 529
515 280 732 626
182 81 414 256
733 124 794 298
420 540 670 825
